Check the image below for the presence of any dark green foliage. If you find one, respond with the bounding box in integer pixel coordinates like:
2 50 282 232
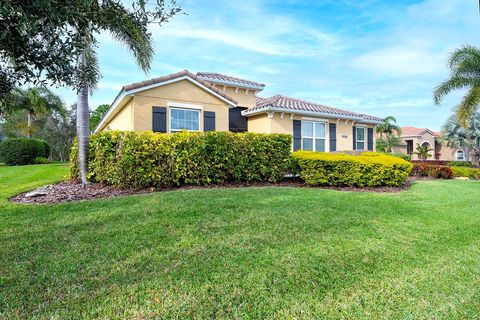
89 104 110 132
448 160 472 167
391 152 411 161
291 151 412 187
411 163 453 179
0 138 50 165
70 131 292 188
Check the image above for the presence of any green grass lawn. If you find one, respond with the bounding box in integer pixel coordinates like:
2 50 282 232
1 164 480 319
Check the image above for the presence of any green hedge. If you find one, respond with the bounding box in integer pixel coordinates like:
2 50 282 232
451 166 480 179
291 151 412 187
70 131 292 188
0 138 50 165
448 161 472 167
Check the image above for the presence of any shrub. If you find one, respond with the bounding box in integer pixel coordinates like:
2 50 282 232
34 157 51 164
447 161 472 167
70 131 292 189
0 138 51 165
451 166 480 179
391 152 411 161
291 151 412 187
411 163 453 179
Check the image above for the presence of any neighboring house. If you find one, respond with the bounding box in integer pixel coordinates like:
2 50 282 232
95 70 384 152
393 126 471 161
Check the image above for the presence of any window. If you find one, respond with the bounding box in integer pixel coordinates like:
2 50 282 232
456 149 465 161
356 126 366 150
170 108 200 132
302 121 326 151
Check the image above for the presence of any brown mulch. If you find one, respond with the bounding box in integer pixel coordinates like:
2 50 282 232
10 179 414 205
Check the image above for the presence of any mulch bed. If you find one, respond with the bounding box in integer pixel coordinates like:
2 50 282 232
10 179 414 205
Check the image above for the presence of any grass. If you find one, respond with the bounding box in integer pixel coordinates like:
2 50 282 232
1 165 480 319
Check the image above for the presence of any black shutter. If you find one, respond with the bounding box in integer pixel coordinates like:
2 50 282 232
204 111 216 131
367 128 374 151
293 120 302 151
228 107 248 132
152 106 166 133
329 123 337 152
352 126 356 150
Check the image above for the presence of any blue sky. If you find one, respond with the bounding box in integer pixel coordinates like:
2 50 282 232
57 0 480 130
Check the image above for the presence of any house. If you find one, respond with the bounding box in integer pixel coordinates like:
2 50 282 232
393 126 471 161
95 70 384 152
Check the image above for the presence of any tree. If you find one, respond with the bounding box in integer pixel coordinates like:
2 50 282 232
442 112 480 164
0 1 181 100
376 133 405 153
414 143 433 160
90 103 110 132
2 87 64 138
433 45 480 127
375 116 402 140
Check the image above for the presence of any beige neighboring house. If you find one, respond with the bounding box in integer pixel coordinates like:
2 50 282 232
393 126 471 161
95 70 384 152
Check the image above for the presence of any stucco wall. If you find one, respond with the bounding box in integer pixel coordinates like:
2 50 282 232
212 86 257 108
130 79 230 132
246 112 376 152
105 100 133 131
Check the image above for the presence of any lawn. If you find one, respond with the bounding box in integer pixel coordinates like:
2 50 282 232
1 164 480 319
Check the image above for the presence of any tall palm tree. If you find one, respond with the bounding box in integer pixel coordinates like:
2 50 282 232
442 112 480 164
434 45 480 127
376 133 405 153
375 116 402 140
74 2 180 186
7 87 64 138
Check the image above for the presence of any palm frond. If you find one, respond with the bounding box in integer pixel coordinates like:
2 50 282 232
448 45 480 72
433 76 478 105
456 86 480 127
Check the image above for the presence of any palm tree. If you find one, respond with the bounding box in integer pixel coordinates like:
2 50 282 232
74 3 181 186
433 45 480 127
375 116 402 140
442 112 480 164
6 87 64 138
414 143 433 160
376 133 405 153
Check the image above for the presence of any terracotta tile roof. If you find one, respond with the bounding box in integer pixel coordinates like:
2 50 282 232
122 70 238 105
245 95 384 123
196 72 265 90
401 126 440 137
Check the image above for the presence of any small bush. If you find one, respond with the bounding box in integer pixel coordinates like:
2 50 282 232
34 157 51 164
391 152 411 161
448 161 472 167
71 131 292 189
291 151 412 187
451 166 480 179
411 163 453 179
0 138 51 166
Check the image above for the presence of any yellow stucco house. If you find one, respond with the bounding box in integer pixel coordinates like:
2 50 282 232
95 70 384 152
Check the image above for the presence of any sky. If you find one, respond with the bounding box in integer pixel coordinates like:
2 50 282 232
56 0 480 131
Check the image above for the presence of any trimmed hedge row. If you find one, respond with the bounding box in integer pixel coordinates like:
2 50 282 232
291 151 412 187
448 161 472 167
451 166 480 179
0 138 50 165
411 163 453 179
411 160 449 166
70 131 292 189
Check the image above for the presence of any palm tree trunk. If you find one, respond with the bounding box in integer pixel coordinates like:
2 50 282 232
76 51 90 187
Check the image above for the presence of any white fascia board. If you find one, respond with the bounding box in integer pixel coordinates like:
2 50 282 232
94 89 129 133
199 77 265 91
94 75 238 133
241 106 384 124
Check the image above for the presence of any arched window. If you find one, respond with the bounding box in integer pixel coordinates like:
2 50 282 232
455 150 465 161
